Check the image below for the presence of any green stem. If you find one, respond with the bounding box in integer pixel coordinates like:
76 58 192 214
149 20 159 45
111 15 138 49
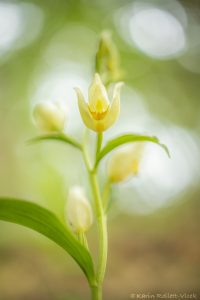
102 180 111 211
89 171 107 285
82 132 108 300
96 132 103 157
91 285 102 300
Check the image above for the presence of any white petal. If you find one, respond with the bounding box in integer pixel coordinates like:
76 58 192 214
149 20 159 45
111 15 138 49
101 82 123 130
74 87 96 131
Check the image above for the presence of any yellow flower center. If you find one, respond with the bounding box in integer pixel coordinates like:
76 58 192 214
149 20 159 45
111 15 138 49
88 98 109 120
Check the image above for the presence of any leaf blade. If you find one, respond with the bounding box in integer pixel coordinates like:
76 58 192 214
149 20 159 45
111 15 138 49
28 133 82 150
0 198 95 285
96 133 170 166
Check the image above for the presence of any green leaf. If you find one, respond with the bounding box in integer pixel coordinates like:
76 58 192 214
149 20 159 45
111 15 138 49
28 133 82 150
0 198 95 285
96 133 170 167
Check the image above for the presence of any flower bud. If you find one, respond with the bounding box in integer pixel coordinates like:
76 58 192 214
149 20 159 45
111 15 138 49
33 101 66 132
95 31 122 85
108 142 145 183
66 186 93 233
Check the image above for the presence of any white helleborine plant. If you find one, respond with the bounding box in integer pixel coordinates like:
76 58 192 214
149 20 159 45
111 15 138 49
108 142 146 183
0 33 169 300
75 73 123 132
66 186 93 233
33 101 67 132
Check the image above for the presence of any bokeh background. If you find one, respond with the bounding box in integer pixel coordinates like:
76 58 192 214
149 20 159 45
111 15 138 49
0 0 200 299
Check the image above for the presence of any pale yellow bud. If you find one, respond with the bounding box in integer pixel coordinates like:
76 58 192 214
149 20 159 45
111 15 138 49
33 102 66 132
108 143 146 183
66 186 93 233
75 73 123 132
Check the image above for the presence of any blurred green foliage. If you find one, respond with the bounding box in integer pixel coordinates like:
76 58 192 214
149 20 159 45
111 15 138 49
0 0 200 299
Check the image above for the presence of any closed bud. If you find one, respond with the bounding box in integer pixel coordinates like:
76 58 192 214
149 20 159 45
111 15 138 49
108 142 146 183
95 31 122 85
66 186 93 233
33 101 67 132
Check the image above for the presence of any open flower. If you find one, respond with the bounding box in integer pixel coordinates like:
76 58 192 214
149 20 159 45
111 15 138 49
108 142 146 183
33 101 67 132
66 186 93 234
75 73 123 132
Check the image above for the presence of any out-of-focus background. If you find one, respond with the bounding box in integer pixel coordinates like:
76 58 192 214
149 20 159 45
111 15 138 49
0 0 200 299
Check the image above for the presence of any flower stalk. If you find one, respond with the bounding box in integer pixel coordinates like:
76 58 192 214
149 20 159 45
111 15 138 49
91 285 102 300
96 132 103 157
82 132 108 299
89 171 107 285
